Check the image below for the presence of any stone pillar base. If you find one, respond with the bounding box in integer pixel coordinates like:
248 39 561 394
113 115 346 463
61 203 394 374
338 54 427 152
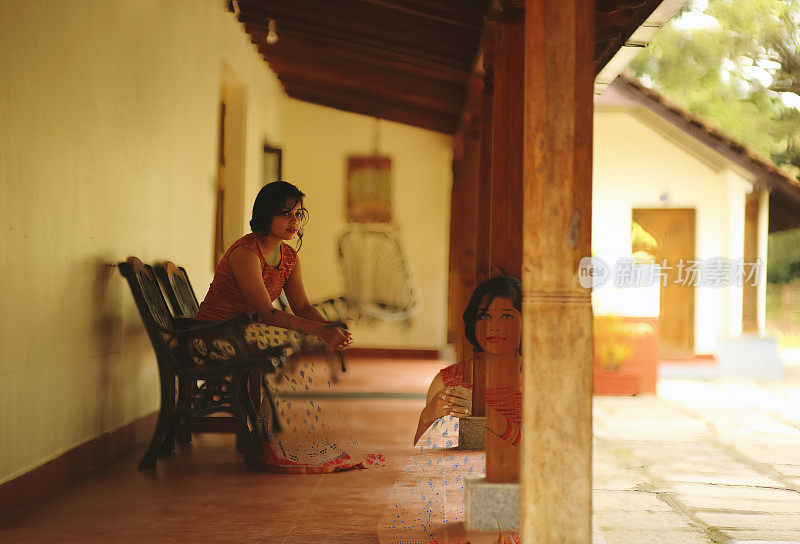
457 416 486 450
464 476 519 531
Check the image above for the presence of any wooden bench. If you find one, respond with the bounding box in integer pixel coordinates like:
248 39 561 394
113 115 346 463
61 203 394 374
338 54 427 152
156 261 347 382
119 257 284 469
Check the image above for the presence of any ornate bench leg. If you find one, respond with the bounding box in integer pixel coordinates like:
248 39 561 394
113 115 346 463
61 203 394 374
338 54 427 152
159 373 178 455
231 373 263 469
139 370 176 470
175 377 194 445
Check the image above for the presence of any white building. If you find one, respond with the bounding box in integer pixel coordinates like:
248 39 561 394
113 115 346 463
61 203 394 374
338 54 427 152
593 75 800 360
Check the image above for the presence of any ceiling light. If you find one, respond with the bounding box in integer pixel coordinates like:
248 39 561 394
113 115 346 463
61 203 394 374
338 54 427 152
266 19 278 45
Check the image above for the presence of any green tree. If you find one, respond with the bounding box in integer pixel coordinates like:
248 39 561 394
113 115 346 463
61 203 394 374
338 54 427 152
629 0 800 177
767 228 800 282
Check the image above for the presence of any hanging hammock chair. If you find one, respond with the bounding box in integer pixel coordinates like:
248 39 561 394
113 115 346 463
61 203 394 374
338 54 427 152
337 227 419 325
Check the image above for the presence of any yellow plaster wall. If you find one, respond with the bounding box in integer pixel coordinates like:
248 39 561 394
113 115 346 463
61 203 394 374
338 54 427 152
281 99 453 349
0 0 283 483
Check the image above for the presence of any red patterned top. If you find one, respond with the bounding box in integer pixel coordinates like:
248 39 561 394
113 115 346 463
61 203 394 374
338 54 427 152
440 361 522 425
196 233 298 321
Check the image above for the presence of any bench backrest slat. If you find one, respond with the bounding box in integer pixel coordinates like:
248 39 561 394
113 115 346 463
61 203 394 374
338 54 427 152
119 257 175 361
155 261 200 319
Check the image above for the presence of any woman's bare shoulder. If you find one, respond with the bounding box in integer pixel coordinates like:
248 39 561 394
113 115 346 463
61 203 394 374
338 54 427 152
229 244 261 264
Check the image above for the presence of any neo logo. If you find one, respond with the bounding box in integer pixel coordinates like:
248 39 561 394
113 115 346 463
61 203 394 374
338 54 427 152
578 257 609 288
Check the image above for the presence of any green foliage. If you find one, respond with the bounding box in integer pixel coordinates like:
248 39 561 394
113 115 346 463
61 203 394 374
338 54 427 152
629 0 800 177
767 227 800 282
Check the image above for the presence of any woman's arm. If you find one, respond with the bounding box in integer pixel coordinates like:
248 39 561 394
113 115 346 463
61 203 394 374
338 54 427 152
487 407 520 446
283 259 329 323
228 246 348 347
413 373 471 445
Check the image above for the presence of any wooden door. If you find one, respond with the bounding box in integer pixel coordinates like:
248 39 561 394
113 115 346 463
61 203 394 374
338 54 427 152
632 208 695 359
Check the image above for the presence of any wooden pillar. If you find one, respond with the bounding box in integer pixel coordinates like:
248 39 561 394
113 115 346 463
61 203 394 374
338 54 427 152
476 20 496 286
485 12 524 484
471 21 498 419
521 1 595 543
743 191 760 333
449 76 484 364
448 125 467 347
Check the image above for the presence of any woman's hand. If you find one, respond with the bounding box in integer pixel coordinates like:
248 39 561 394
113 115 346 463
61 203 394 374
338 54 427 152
315 323 352 350
423 386 472 421
414 374 472 445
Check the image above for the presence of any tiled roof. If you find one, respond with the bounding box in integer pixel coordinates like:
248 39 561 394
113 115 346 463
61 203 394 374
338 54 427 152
608 73 800 232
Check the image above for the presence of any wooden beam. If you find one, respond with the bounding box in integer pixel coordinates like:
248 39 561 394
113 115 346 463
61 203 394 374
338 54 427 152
282 78 458 134
247 27 471 85
266 57 463 115
743 191 760 333
450 75 484 362
596 0 648 12
255 33 469 94
485 14 524 484
348 0 489 29
593 0 665 74
472 21 498 419
488 16 524 280
522 0 595 542
448 133 464 346
476 21 497 284
246 23 472 83
238 2 478 68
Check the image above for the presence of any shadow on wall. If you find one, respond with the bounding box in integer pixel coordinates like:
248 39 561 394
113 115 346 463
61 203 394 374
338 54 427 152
90 260 124 431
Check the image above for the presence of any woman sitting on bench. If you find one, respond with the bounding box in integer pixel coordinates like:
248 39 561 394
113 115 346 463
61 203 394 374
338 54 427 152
413 275 522 446
196 180 350 349
196 180 383 472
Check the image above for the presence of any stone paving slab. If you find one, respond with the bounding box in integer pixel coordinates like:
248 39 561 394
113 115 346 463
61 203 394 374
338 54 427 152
722 528 800 540
686 497 800 513
592 510 698 531
593 490 674 512
599 528 711 544
693 512 800 530
593 371 800 543
669 483 799 501
775 464 800 477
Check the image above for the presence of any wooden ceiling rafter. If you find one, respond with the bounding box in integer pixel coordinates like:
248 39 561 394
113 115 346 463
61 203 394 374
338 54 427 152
243 23 473 83
238 1 479 66
238 0 683 134
245 27 471 85
350 0 487 29
281 77 459 133
240 16 473 72
267 59 464 115
596 0 649 12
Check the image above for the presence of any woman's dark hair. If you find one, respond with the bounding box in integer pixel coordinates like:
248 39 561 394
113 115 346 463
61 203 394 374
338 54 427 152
250 181 309 250
463 275 522 352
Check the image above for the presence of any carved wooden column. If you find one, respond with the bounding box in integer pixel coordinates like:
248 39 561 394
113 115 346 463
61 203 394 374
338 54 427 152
742 190 760 333
472 21 498 419
448 120 467 349
485 12 524 484
449 76 484 364
476 20 496 286
521 1 595 542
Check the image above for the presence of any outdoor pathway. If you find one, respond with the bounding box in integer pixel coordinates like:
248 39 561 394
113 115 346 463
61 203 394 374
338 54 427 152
593 365 800 544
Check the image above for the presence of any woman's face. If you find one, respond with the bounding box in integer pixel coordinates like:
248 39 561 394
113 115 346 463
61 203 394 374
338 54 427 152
475 296 521 356
270 199 304 241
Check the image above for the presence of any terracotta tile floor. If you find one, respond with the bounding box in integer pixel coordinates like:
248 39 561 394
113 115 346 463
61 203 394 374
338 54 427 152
0 358 444 544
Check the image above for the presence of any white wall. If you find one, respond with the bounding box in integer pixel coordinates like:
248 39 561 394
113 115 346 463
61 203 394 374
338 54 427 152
592 109 755 354
0 0 283 483
281 99 453 349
